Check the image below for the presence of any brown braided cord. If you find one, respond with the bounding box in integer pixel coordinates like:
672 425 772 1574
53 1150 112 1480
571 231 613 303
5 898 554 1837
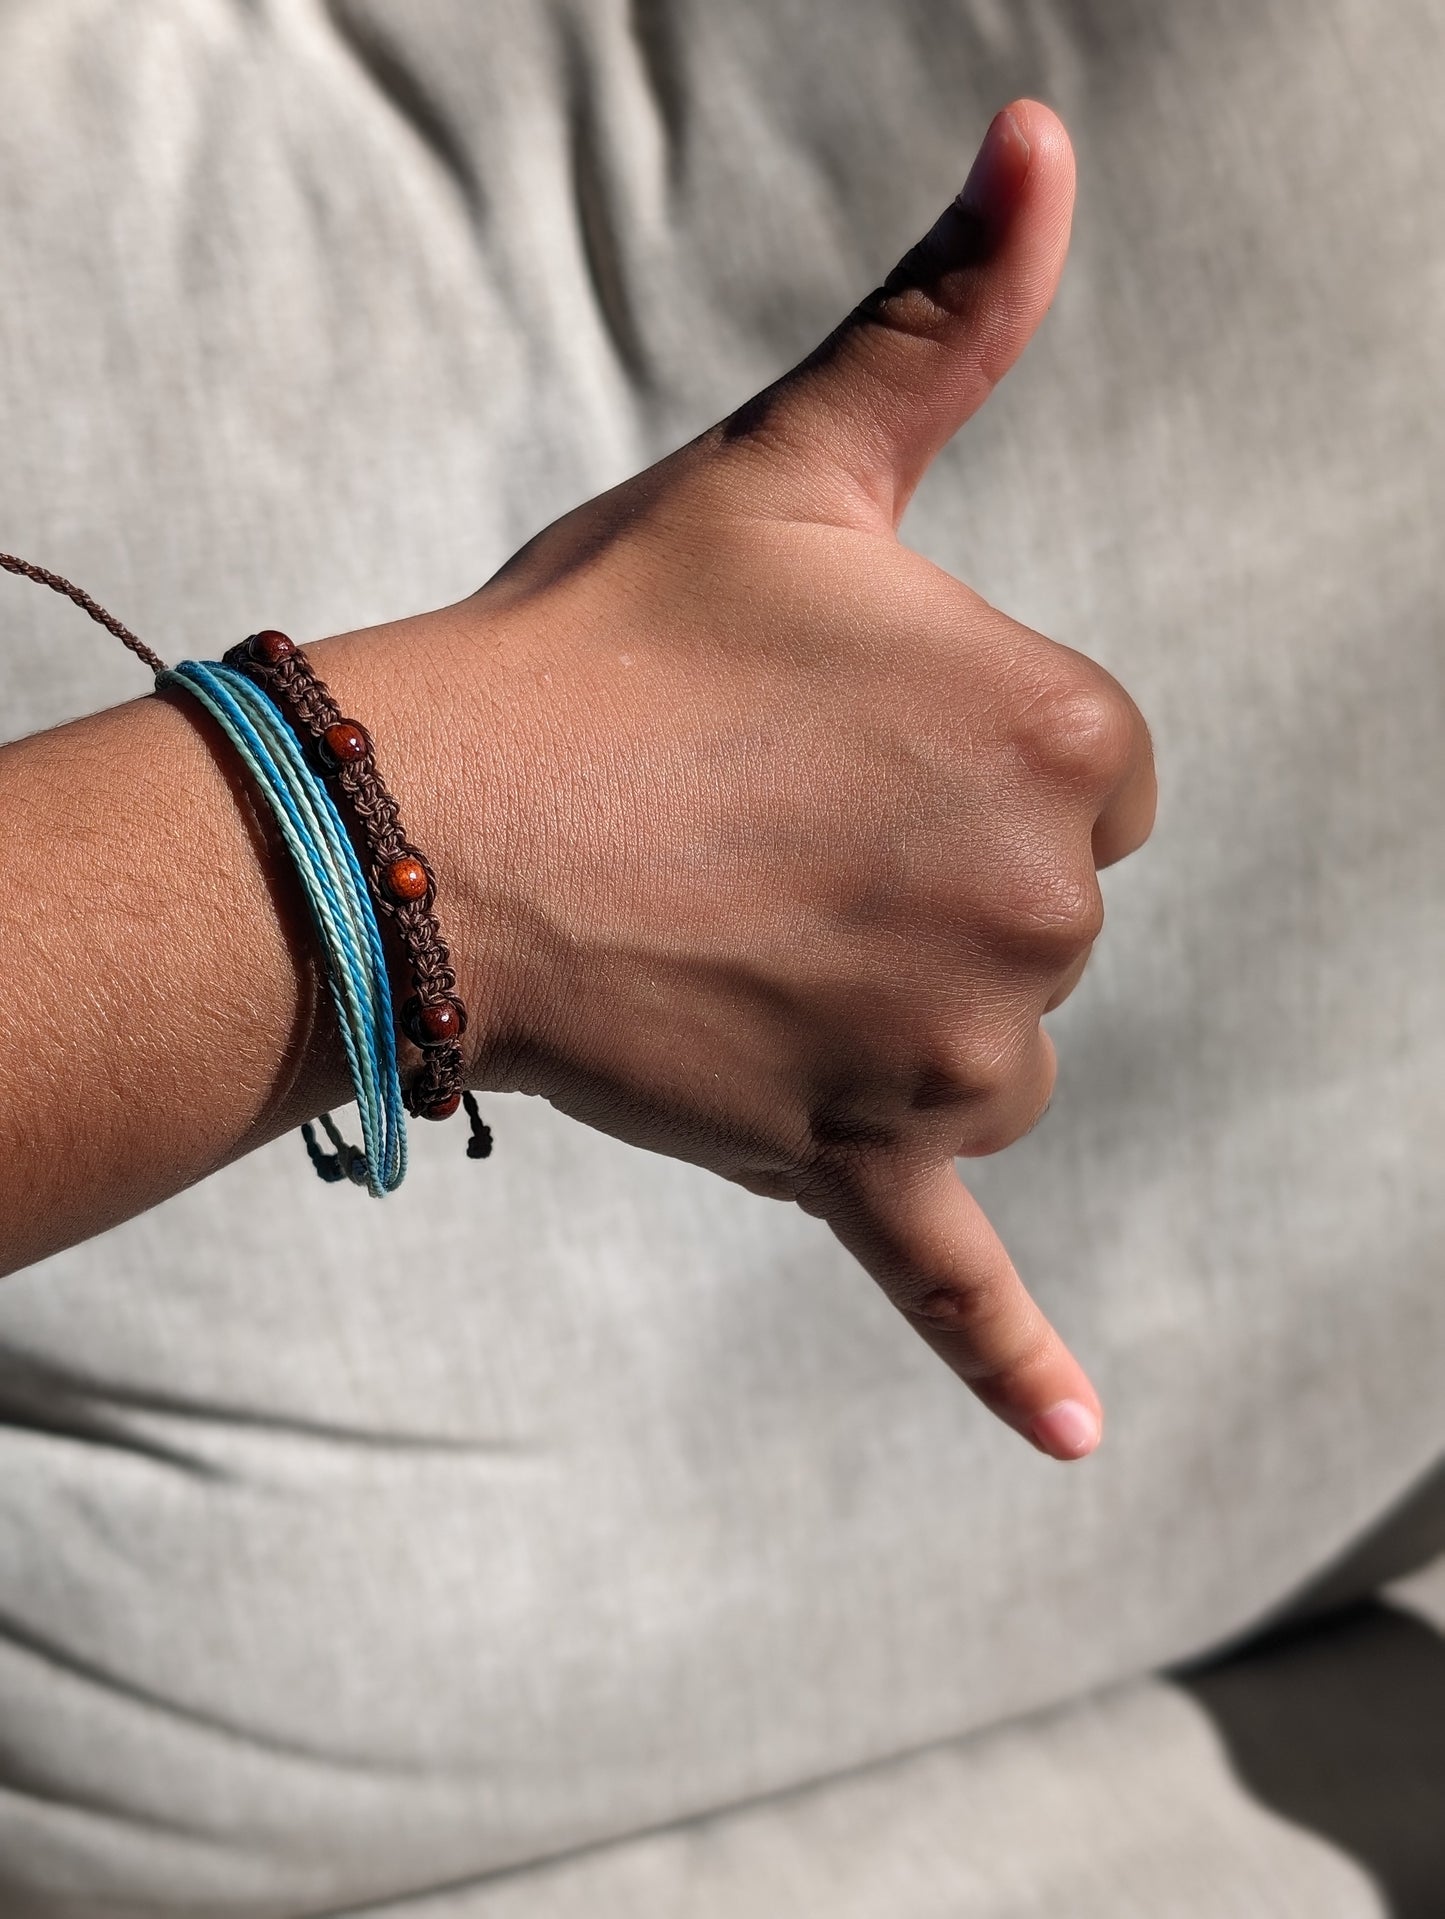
224 634 492 1160
1 547 491 1169
0 550 169 674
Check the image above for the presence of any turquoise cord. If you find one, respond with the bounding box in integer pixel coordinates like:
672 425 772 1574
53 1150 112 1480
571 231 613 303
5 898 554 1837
157 659 407 1195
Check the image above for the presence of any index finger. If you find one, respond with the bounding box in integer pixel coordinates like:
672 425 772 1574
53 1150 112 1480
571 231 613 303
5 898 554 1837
809 1153 1103 1460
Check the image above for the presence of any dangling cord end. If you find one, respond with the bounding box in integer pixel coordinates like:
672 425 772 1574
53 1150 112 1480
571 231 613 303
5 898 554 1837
462 1089 493 1160
302 1113 370 1185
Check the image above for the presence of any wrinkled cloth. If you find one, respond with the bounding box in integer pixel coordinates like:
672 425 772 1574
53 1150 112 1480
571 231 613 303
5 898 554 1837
0 2 1441 1913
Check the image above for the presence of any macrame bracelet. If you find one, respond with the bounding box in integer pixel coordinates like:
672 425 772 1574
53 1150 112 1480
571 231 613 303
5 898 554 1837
224 630 492 1161
0 548 493 1178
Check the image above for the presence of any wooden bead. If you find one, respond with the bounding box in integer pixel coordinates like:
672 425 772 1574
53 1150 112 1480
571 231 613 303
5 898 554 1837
401 995 466 1047
321 719 371 767
420 1090 462 1121
249 629 296 665
383 855 429 902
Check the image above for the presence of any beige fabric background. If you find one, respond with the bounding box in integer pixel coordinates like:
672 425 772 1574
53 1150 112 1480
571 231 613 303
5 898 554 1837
0 2 1440 1913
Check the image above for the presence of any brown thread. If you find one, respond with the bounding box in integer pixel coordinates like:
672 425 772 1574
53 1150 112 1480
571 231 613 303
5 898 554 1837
0 551 491 1168
0 551 168 674
224 632 492 1161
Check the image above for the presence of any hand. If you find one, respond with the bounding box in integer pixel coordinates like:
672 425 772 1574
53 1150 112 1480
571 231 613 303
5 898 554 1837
417 100 1156 1459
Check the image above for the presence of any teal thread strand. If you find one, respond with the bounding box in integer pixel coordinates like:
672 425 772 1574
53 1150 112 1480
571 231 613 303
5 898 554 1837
157 659 407 1194
164 660 405 1192
191 660 405 1191
208 665 404 1177
159 661 400 1190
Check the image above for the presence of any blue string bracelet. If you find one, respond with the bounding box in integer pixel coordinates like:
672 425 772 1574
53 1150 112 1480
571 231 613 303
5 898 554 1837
156 659 408 1196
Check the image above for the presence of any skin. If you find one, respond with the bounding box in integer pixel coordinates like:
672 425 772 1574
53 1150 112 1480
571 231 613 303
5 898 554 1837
0 101 1155 1460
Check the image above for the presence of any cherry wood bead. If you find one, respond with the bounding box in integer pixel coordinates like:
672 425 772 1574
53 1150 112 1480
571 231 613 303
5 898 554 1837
383 855 429 902
420 1090 462 1121
401 995 466 1047
249 629 296 665
320 719 371 767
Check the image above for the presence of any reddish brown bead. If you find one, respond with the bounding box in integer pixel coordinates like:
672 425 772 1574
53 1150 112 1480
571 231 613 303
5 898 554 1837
320 719 371 767
420 1090 462 1121
401 995 466 1047
248 629 296 665
383 855 429 902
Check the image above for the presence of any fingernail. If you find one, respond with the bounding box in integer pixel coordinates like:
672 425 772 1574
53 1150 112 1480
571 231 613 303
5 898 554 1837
957 108 1031 240
1029 1398 1101 1460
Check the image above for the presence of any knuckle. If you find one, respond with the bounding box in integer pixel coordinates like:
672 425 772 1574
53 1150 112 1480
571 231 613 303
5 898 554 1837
793 1146 868 1220
794 1183 834 1221
1002 864 1106 959
863 200 993 342
960 1085 1052 1159
904 1271 992 1330
833 283 987 409
965 1044 1055 1158
858 279 969 349
902 1282 1053 1387
914 1029 1014 1109
1014 677 1138 796
730 1167 804 1203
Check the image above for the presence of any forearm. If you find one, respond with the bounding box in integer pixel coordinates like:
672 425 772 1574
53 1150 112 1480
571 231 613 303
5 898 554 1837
0 612 486 1278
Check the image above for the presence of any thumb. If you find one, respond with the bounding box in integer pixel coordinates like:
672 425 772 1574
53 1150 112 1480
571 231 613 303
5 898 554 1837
819 1154 1103 1461
723 99 1076 527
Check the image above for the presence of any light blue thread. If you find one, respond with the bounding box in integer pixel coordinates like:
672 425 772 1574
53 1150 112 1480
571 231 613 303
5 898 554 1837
159 660 400 1191
162 660 405 1192
179 659 405 1192
207 666 404 1172
157 659 407 1194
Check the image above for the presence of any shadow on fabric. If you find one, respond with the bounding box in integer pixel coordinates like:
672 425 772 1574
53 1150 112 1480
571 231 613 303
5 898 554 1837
1174 1460 1445 1917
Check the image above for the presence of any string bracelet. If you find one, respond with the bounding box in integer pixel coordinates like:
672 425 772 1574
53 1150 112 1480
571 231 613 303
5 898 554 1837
155 658 407 1195
225 630 491 1161
0 548 492 1185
